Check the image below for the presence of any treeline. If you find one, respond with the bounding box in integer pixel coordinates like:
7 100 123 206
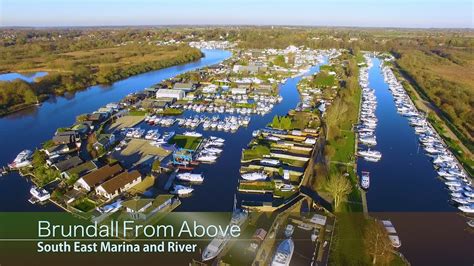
396 48 473 148
0 45 202 115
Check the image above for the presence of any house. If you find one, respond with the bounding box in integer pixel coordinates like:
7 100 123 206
44 144 72 157
63 189 85 204
61 160 98 179
156 89 185 100
53 131 80 145
95 170 142 200
87 112 109 123
74 164 124 191
121 194 175 220
71 123 91 136
173 82 196 92
53 156 84 172
93 134 116 151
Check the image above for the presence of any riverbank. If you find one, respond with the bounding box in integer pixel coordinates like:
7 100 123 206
362 56 474 265
0 45 203 117
390 62 473 177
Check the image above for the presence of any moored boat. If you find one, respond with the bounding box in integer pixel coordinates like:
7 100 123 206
271 239 294 266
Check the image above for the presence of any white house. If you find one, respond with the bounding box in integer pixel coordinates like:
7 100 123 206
156 89 185 100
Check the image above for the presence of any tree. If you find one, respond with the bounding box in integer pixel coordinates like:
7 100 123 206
364 219 394 265
271 115 280 128
325 174 352 210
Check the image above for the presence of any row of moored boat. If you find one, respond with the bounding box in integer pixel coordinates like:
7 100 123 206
382 64 473 214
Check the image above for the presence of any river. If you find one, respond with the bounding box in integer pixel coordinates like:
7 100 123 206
0 49 231 211
0 71 48 82
358 57 474 265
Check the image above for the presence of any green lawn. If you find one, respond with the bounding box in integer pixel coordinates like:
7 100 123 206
239 181 274 191
169 135 202 150
330 213 370 265
242 144 271 161
73 198 96 212
160 108 183 116
128 110 147 116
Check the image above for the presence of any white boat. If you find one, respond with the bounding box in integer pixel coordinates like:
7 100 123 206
458 204 474 213
280 184 295 192
266 135 281 141
284 224 294 237
241 172 267 181
183 131 202 137
467 220 474 228
361 171 370 190
196 155 218 162
171 185 194 195
358 149 382 162
177 172 204 183
359 136 377 146
271 239 294 266
202 205 248 261
29 186 50 203
9 149 33 169
204 147 222 154
452 197 470 205
388 235 402 248
209 136 225 143
311 230 318 242
261 158 281 166
133 128 145 138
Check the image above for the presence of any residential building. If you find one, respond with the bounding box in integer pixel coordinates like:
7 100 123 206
122 194 175 220
173 82 196 92
74 164 124 191
61 160 98 179
53 156 84 172
95 170 142 200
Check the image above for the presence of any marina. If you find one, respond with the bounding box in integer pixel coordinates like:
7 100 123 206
358 56 474 265
0 45 472 265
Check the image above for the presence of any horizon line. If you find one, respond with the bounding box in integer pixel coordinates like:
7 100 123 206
1 24 473 30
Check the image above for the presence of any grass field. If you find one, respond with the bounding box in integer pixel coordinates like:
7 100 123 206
169 135 202 150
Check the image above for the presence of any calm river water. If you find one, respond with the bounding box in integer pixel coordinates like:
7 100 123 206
358 58 474 265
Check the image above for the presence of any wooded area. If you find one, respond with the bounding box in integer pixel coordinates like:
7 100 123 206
0 29 202 115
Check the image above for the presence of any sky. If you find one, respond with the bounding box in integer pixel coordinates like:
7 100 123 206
0 0 472 28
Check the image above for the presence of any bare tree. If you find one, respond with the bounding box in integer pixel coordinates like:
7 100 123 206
325 174 352 210
364 219 394 265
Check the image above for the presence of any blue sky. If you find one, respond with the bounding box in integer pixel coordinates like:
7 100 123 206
0 0 472 28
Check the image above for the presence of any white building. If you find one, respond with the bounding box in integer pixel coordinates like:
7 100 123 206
231 87 247 95
156 89 185 100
